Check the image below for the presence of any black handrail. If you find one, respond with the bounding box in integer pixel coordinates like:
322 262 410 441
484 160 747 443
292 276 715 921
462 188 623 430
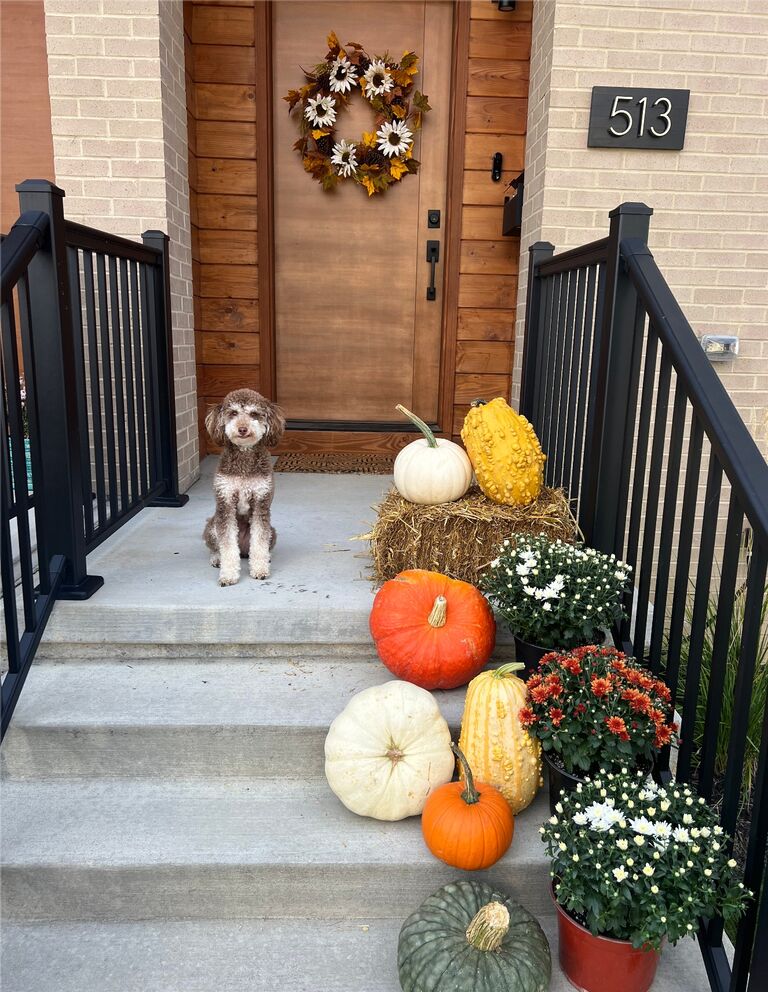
622 237 768 538
0 212 49 299
65 219 159 265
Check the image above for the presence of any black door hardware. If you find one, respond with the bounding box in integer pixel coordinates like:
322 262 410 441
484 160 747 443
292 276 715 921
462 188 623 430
426 240 439 300
491 152 503 182
427 209 441 228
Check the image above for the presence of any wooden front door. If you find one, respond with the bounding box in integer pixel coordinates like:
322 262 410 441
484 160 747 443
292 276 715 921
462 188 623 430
271 0 454 446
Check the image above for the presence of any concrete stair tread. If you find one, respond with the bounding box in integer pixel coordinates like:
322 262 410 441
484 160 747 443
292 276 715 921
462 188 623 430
0 917 713 992
4 659 467 728
1 777 548 868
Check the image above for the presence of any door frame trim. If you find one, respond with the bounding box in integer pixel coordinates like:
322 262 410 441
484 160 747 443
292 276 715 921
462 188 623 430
256 0 469 441
254 0 276 399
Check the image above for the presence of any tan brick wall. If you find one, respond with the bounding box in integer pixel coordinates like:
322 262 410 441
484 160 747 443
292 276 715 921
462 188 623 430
514 0 768 463
44 0 199 491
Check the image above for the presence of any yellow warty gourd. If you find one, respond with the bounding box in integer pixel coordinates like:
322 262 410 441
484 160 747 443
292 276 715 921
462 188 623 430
458 662 542 815
461 397 545 506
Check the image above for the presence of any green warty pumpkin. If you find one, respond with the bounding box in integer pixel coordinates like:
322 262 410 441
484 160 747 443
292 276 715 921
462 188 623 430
398 880 551 992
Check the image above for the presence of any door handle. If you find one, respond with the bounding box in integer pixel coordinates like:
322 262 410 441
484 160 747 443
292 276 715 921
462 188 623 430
426 240 439 301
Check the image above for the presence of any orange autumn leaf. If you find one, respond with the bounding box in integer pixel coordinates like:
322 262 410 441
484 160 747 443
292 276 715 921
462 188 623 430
390 158 408 180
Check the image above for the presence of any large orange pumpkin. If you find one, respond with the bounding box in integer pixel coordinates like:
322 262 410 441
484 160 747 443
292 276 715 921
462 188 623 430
421 744 515 871
369 569 496 690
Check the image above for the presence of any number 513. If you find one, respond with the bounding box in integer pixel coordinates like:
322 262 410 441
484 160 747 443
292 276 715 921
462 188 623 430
609 95 672 138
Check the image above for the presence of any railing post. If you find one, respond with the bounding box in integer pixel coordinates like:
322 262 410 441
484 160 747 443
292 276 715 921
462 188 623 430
519 241 555 420
581 202 653 551
141 230 188 507
15 179 103 599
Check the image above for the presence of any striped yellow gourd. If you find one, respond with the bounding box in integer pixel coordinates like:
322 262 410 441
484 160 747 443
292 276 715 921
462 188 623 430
458 663 541 815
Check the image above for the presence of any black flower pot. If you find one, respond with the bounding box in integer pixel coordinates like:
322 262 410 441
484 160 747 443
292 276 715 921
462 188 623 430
513 635 556 676
543 751 588 815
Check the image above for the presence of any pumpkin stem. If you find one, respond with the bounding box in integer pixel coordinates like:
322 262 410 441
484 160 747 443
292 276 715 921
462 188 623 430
466 901 510 952
451 742 480 806
492 662 526 679
427 595 448 628
396 404 438 448
470 398 488 408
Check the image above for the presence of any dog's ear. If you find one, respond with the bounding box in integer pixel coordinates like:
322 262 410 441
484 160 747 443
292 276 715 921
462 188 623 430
205 403 226 446
262 400 285 448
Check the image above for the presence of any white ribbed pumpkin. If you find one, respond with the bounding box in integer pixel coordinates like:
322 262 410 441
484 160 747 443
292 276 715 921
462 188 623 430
324 680 455 820
393 405 473 505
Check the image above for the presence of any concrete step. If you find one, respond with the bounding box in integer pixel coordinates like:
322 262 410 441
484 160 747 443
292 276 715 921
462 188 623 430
0 659 471 779
0 916 714 992
35 463 514 648
1 778 551 922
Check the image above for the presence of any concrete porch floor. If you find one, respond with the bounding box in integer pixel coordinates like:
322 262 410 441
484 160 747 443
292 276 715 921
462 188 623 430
43 456 396 647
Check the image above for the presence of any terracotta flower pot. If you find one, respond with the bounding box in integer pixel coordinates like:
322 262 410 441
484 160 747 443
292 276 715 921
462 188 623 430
543 751 587 815
553 892 661 992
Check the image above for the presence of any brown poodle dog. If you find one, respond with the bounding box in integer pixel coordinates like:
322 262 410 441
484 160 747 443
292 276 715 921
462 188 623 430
203 388 285 586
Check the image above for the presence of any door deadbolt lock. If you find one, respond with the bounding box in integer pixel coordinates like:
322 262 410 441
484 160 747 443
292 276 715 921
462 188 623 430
427 209 441 228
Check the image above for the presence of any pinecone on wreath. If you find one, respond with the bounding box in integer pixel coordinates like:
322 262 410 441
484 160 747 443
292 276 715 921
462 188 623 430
316 134 334 156
367 148 389 169
357 56 371 77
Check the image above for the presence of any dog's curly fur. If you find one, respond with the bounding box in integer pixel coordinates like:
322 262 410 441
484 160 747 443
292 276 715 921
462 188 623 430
203 388 285 586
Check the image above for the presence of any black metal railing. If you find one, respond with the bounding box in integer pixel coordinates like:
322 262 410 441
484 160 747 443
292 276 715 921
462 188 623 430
1 180 187 738
521 203 768 992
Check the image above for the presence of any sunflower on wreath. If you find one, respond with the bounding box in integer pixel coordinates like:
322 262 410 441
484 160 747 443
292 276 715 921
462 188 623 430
283 30 431 196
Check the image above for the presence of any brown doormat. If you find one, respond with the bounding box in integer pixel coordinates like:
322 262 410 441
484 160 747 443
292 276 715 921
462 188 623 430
274 452 395 474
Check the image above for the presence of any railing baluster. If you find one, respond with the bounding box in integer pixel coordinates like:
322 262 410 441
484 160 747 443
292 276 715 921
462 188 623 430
17 271 49 590
569 263 599 512
82 252 107 529
550 269 577 487
67 248 95 544
697 489 741 798
139 262 160 488
560 266 586 494
647 383 688 672
662 415 705 715
1 295 36 628
542 272 568 480
622 329 658 643
533 274 554 439
119 258 139 505
108 256 129 513
0 380 20 671
578 261 608 541
95 253 118 520
632 347 672 660
130 260 149 495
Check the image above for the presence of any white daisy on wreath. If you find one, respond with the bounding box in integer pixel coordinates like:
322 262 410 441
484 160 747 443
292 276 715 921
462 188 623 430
376 119 413 158
305 95 337 128
363 59 394 97
330 139 358 177
328 56 357 94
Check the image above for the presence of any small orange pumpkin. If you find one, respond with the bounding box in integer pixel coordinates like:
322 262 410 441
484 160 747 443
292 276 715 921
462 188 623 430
369 569 496 690
421 743 515 871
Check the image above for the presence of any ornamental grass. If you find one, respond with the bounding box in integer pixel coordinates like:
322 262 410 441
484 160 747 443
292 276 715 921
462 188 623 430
542 768 750 950
363 485 576 586
521 646 679 776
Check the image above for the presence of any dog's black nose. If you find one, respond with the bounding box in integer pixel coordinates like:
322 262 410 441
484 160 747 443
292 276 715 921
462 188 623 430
237 427 249 437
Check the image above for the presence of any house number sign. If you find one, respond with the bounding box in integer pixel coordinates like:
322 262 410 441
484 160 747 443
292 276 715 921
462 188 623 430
588 87 690 150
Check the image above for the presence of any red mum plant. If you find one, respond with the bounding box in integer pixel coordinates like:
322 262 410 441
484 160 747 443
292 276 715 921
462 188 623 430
521 645 678 776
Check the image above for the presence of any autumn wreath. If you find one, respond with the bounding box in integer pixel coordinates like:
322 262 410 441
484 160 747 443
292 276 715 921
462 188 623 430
283 31 431 196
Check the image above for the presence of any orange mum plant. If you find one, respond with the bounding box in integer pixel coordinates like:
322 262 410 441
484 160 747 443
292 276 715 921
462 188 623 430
521 645 679 776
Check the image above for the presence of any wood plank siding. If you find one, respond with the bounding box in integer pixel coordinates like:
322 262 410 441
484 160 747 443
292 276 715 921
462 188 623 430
185 0 531 452
184 1 260 450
